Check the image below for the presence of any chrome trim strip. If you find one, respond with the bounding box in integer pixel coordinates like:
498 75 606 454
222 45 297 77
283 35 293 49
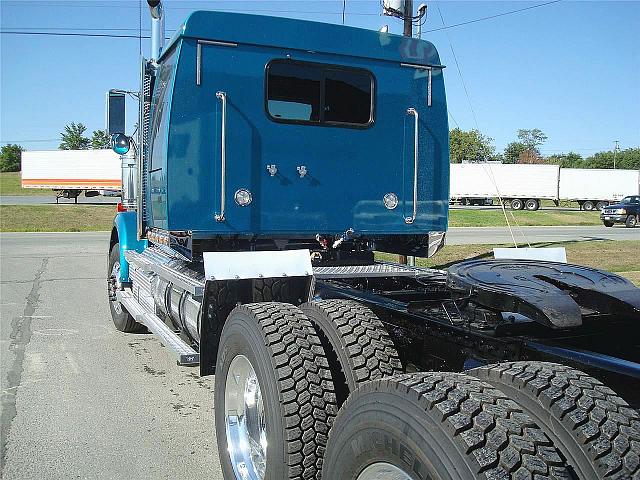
197 39 238 47
405 108 419 224
427 68 432 107
196 40 237 86
196 42 202 85
215 91 227 222
400 62 445 69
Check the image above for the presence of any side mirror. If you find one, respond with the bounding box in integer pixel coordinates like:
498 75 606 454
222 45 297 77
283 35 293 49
112 133 131 155
106 90 126 135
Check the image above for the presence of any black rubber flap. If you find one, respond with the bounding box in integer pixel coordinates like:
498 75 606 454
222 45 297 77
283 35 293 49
447 259 640 329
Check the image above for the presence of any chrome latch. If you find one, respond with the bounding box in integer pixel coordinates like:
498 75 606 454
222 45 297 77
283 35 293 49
266 164 278 176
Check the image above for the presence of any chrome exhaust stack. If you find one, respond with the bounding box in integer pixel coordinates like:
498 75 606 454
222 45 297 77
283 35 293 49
147 0 165 61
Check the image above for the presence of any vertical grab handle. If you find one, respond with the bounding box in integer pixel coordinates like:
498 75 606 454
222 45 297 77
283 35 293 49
405 107 419 224
215 91 227 222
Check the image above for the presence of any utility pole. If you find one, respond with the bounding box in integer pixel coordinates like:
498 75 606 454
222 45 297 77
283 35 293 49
403 0 414 37
613 140 619 169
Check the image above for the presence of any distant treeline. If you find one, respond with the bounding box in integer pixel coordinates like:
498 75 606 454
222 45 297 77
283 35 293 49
545 149 639 170
449 128 640 170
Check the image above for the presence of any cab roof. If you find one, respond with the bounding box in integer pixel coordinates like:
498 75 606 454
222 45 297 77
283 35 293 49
162 10 443 68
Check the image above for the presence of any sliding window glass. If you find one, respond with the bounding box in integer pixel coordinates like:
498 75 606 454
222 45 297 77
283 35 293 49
266 60 374 127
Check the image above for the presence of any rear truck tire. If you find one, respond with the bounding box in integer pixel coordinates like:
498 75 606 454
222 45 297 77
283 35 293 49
596 201 607 211
582 200 595 211
525 198 540 211
469 361 640 479
214 302 337 480
107 243 145 333
300 299 403 407
625 215 637 228
322 372 572 480
252 277 306 304
603 221 615 227
510 198 524 210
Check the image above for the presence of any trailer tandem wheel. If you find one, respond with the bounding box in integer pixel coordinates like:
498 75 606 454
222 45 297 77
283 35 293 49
214 302 337 480
322 372 572 479
107 243 145 333
469 361 640 479
300 299 402 407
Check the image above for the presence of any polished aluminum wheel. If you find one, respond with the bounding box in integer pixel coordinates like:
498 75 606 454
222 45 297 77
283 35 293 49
109 261 122 314
225 354 267 480
357 462 413 480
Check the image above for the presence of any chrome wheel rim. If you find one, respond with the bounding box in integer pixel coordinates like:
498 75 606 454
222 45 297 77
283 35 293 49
109 261 122 314
357 462 413 480
225 354 267 480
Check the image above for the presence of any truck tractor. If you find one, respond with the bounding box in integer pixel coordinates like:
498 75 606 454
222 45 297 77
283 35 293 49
107 2 640 479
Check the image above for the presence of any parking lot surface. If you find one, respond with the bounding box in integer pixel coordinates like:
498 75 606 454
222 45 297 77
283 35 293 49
0 232 222 479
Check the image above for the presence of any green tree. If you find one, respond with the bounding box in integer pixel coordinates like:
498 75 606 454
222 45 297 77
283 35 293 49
503 141 527 164
584 148 640 170
516 128 548 163
449 128 495 163
91 129 111 149
59 122 90 150
546 152 583 168
0 144 24 172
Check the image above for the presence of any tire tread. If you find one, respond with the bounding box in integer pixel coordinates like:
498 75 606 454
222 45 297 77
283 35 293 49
327 372 571 479
236 302 338 479
301 300 402 404
469 361 640 478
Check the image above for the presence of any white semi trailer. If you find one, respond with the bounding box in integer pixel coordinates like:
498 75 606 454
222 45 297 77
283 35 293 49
449 163 559 210
21 149 122 203
558 168 640 210
450 163 640 210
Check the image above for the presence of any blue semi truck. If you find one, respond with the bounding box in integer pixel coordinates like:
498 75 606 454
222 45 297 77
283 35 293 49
107 2 640 479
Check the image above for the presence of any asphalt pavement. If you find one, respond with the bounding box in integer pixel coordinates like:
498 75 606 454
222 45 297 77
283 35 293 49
0 232 223 479
0 227 637 478
446 225 639 245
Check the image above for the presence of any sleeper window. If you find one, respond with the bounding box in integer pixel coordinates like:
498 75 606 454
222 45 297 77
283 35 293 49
266 60 374 127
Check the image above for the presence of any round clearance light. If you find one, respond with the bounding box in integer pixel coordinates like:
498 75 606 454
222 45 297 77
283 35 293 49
383 192 398 210
234 189 252 207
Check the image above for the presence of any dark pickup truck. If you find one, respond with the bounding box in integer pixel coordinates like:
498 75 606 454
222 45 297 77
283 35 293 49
601 195 640 227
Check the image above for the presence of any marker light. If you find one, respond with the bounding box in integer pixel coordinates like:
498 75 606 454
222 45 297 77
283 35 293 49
234 189 252 207
383 192 398 210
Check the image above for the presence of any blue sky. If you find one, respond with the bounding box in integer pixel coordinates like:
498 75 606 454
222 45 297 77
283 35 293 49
1 0 638 156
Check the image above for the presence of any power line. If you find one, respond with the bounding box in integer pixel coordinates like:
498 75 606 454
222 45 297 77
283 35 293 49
1 139 59 143
0 31 151 39
447 111 460 129
425 0 563 33
435 2 479 130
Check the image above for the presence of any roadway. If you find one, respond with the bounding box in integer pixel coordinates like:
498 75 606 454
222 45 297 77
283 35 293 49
0 195 117 205
0 232 223 479
446 225 639 245
0 228 637 478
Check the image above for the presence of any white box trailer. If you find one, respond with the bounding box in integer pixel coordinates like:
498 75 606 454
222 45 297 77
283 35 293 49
450 163 560 210
559 168 640 210
21 149 122 202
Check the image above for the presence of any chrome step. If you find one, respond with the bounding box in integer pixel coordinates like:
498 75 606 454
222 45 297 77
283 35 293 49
117 289 199 366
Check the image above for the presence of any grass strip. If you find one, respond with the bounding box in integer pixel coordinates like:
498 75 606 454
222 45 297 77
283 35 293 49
377 240 640 286
0 172 51 196
0 205 115 232
448 209 601 227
